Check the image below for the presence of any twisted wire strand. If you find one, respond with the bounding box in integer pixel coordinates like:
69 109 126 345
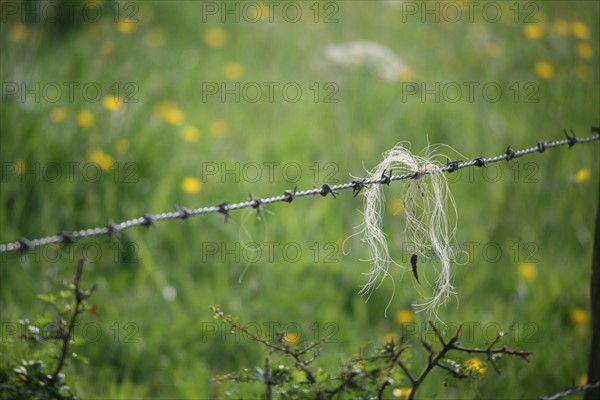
1 128 598 254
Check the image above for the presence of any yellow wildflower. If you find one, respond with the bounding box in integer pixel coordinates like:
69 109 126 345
181 125 200 142
552 19 569 36
397 67 414 82
50 107 68 123
575 168 590 183
117 18 137 34
203 27 228 48
394 309 414 325
388 199 404 216
393 388 411 398
100 41 114 55
155 101 184 125
465 357 486 375
571 21 590 40
283 332 301 345
383 332 399 344
248 3 270 21
103 96 123 112
10 23 28 43
535 61 554 80
210 119 230 138
116 138 129 153
86 148 115 172
485 42 500 58
16 160 26 174
518 263 537 282
76 110 94 128
181 177 202 194
523 24 543 40
223 62 245 80
571 308 587 325
577 42 593 60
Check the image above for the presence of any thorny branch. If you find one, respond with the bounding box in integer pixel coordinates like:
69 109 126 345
399 321 532 400
51 257 96 383
210 305 328 384
210 307 532 399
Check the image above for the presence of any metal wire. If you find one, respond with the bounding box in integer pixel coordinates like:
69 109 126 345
1 128 598 254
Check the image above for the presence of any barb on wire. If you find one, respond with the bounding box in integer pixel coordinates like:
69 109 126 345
1 127 598 254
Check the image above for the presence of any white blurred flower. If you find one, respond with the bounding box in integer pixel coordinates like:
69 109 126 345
324 41 408 82
162 285 177 301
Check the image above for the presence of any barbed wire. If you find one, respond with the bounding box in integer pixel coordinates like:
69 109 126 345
1 127 599 254
539 380 600 400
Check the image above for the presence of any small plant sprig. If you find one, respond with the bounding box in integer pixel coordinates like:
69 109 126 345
0 257 95 400
210 305 328 389
398 321 532 400
211 306 532 399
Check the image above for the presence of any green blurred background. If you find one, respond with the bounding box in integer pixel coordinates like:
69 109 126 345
1 0 599 398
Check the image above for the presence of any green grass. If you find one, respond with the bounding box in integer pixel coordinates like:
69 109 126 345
1 1 599 398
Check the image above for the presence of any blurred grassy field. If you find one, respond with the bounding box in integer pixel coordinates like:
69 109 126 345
1 1 599 398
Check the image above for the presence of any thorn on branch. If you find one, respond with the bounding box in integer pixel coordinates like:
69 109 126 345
450 324 463 343
564 129 577 147
421 338 434 355
487 332 503 352
428 321 446 346
320 184 337 198
283 186 297 203
217 201 230 223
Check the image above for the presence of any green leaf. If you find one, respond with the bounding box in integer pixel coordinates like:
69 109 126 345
291 369 307 383
37 293 56 304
